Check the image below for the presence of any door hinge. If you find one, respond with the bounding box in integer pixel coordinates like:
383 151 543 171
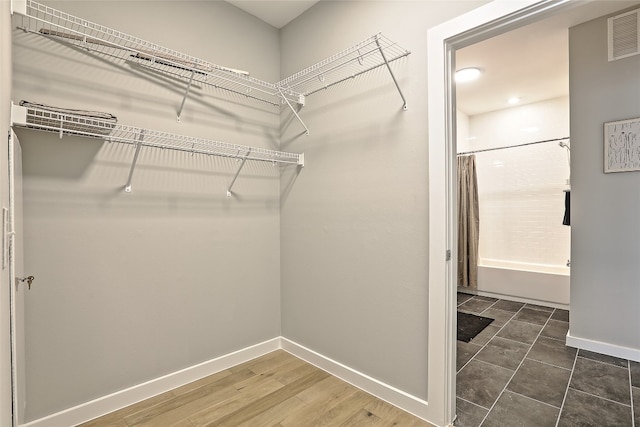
446 249 451 261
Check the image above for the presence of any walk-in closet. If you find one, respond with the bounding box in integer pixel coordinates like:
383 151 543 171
2 1 640 426
3 0 427 425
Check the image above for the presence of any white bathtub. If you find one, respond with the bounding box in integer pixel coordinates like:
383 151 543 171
462 259 570 308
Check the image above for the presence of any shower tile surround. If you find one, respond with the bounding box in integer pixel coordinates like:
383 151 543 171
455 293 639 427
457 97 571 269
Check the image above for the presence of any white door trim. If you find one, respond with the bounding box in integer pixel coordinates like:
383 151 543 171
8 129 18 427
426 1 575 425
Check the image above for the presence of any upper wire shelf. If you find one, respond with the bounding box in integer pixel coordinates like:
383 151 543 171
12 0 410 133
11 103 304 195
277 33 410 99
13 0 300 107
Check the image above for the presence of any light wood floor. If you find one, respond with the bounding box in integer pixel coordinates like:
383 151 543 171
77 350 435 427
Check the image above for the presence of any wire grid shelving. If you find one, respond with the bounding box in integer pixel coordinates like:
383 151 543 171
12 0 410 133
11 103 304 194
14 0 298 107
277 33 410 100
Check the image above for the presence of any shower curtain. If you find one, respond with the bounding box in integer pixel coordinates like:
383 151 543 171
458 155 479 288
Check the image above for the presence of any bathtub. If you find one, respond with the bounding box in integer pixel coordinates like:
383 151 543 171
461 259 570 308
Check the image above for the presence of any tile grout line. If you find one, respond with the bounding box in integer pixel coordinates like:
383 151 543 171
507 389 562 410
522 356 572 372
567 385 633 408
495 332 559 348
575 353 630 370
476 305 556 427
456 395 492 411
555 343 579 427
629 360 636 427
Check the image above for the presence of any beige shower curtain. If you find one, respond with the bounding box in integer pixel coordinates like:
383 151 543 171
458 155 479 288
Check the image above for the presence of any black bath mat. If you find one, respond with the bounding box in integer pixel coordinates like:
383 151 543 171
457 312 494 342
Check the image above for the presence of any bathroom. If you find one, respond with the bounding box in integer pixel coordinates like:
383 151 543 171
455 24 571 309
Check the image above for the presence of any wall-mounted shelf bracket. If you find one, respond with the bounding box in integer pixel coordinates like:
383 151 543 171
10 102 27 126
176 70 196 122
124 130 145 193
375 37 407 110
227 149 251 197
278 88 309 136
11 0 27 15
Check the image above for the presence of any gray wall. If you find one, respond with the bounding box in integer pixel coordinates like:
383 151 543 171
279 0 488 400
10 0 494 420
569 11 640 352
1 1 13 425
12 1 283 421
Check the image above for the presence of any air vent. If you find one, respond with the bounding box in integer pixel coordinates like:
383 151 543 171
608 9 640 61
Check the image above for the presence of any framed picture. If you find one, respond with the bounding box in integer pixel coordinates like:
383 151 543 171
604 117 640 173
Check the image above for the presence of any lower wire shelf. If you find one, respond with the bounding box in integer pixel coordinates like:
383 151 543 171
10 102 304 195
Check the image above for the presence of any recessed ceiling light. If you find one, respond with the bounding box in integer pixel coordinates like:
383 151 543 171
455 67 481 83
508 97 520 105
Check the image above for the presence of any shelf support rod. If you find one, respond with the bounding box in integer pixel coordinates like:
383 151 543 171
227 149 251 197
177 71 196 122
278 88 309 136
375 38 407 111
124 130 145 193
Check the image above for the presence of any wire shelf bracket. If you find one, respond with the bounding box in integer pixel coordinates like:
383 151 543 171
124 130 145 193
177 71 196 123
278 87 309 136
227 149 251 197
375 37 407 110
10 103 304 195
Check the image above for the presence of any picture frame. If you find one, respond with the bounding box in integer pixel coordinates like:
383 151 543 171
604 117 640 173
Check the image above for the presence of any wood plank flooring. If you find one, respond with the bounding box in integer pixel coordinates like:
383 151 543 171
77 350 435 427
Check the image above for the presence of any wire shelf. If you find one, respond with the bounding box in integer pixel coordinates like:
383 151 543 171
276 33 410 97
12 104 303 166
15 0 298 106
13 0 410 132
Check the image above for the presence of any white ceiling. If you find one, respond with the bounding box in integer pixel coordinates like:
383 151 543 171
224 0 319 29
456 1 640 116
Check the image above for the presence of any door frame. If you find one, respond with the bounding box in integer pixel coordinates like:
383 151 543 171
8 128 24 427
8 129 17 427
426 1 576 425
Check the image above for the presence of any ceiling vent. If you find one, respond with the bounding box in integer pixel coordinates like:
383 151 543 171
608 9 640 61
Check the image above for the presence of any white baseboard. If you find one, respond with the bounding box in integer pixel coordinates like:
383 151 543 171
280 338 432 424
21 338 281 427
21 337 436 427
457 287 570 310
566 331 640 362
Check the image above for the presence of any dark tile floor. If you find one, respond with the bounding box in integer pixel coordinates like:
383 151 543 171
455 292 640 427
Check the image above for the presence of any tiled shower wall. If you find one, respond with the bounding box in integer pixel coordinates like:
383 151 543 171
458 97 571 268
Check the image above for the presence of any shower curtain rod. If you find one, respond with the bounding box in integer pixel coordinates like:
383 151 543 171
457 136 570 156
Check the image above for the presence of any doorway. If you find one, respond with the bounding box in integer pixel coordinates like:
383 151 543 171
454 20 571 307
426 1 640 425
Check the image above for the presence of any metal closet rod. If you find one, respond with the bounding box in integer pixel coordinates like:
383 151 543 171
457 136 570 156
